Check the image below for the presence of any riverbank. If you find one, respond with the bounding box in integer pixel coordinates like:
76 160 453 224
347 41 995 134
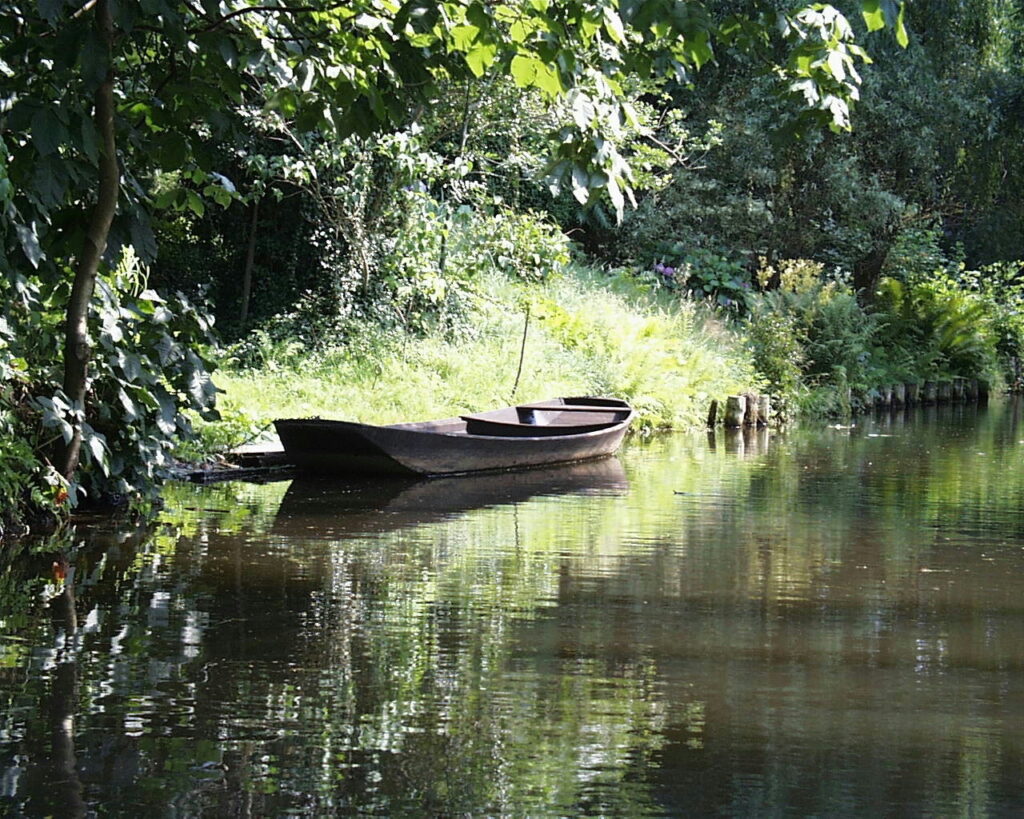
191 257 1017 462
188 267 759 459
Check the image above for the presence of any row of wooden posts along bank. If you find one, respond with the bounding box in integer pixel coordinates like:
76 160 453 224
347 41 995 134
709 377 990 428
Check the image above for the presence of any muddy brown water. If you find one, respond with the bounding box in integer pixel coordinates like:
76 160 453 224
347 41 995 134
2 402 1024 816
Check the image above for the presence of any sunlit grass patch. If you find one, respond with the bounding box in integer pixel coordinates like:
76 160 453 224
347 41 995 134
196 265 758 455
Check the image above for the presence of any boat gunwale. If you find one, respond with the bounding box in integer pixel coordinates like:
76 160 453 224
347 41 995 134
276 398 635 443
277 412 634 442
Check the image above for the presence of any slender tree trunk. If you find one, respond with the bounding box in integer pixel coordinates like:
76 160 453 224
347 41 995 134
239 197 260 327
59 0 118 481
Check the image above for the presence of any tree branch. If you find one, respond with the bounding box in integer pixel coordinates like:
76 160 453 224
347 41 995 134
198 3 352 34
71 0 98 20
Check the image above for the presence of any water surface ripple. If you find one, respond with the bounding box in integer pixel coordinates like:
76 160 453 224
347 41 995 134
2 403 1024 815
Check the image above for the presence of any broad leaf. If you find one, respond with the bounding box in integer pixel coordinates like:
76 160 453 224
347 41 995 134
15 223 44 268
861 0 885 32
31 106 65 156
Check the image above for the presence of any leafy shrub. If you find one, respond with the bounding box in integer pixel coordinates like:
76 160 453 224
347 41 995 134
0 261 220 520
745 269 879 409
757 257 825 294
745 293 806 401
640 245 753 311
468 208 573 282
802 283 879 388
955 261 1024 387
875 274 997 380
882 225 959 282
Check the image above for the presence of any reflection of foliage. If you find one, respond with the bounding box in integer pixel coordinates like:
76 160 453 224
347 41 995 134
4 406 1024 813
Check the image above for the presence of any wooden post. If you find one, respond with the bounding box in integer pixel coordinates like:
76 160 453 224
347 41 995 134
966 378 979 401
879 386 893 408
937 380 952 403
979 380 990 405
923 381 938 404
707 399 719 428
892 383 906 407
757 394 771 427
744 393 760 427
725 395 746 428
952 377 966 402
905 383 919 405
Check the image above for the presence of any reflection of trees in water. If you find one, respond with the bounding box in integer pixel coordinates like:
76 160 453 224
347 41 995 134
2 403 1024 814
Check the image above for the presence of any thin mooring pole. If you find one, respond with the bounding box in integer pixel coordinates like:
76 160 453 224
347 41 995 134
511 303 531 399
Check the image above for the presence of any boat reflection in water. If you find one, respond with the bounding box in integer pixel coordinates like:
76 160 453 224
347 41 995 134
272 457 628 538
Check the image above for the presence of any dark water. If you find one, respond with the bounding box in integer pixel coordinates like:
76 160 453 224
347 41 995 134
3 402 1024 816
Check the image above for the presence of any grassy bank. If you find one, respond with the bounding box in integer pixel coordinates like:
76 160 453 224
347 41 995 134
200 267 757 453
193 247 1024 462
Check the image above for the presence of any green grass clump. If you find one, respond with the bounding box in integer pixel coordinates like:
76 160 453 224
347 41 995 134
197 266 757 454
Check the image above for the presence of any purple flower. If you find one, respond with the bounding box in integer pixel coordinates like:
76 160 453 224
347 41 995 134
663 266 675 276
654 262 665 273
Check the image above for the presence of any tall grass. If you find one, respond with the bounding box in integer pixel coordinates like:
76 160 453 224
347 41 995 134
205 265 756 449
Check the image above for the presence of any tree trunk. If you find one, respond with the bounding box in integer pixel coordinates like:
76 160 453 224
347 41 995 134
852 243 889 305
239 197 260 327
59 0 118 482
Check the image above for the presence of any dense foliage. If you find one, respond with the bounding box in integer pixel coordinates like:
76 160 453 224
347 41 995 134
0 261 219 530
5 0 1023 531
1 0 905 529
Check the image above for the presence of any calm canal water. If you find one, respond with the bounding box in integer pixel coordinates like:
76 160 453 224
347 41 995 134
2 402 1024 816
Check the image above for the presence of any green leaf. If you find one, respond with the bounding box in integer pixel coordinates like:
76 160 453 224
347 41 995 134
534 62 562 97
602 6 625 43
354 13 382 30
154 333 176 366
466 2 490 29
827 50 847 82
80 113 99 163
129 210 158 261
186 191 205 217
450 24 480 51
32 156 68 210
155 389 177 436
117 388 141 422
218 37 239 68
466 42 497 77
185 351 217 408
606 174 625 221
15 223 44 268
153 188 179 210
205 184 232 207
82 427 109 476
861 0 885 32
153 132 189 169
510 54 538 88
682 31 713 70
571 164 590 205
895 2 908 47
78 26 109 89
31 107 65 156
38 0 68 25
118 351 143 382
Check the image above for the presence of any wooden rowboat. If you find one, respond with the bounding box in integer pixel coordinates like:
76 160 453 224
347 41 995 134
273 397 635 477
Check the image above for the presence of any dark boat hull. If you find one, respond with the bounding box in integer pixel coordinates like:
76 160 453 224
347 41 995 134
274 397 634 477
